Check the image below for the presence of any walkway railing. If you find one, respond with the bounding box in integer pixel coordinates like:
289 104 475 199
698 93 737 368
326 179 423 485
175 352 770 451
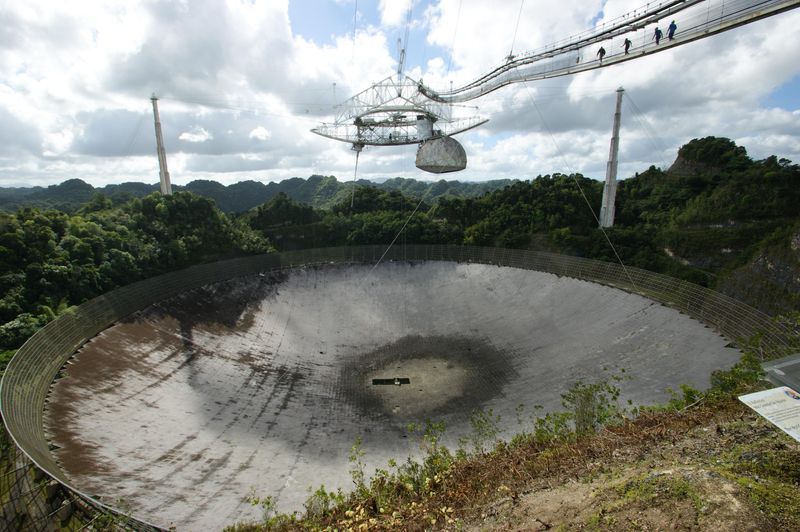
421 0 800 102
2 246 797 529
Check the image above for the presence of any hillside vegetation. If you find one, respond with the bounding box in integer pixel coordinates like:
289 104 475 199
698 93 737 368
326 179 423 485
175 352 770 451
2 137 799 359
0 193 271 355
0 175 516 213
224 347 800 531
244 137 800 314
1 136 800 529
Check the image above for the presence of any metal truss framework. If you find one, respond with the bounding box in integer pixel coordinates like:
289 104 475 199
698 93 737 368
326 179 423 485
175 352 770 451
312 0 800 150
311 74 487 146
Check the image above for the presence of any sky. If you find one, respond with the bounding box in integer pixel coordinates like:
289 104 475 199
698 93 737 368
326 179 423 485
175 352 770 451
1 0 799 188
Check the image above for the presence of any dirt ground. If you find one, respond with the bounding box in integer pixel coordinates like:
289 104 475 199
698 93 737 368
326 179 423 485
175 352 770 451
225 394 800 531
463 405 799 531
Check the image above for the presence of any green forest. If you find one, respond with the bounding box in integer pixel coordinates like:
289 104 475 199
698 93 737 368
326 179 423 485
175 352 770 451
0 174 516 213
2 136 799 367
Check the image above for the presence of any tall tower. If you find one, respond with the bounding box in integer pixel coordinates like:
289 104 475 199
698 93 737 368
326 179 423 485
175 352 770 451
151 94 172 195
599 87 624 228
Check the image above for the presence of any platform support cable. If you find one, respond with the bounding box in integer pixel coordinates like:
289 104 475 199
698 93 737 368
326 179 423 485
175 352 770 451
163 95 323 124
370 188 429 274
351 0 358 60
121 108 148 159
518 79 639 292
446 0 463 78
402 144 414 334
623 92 673 172
350 143 363 210
399 6 413 80
508 0 526 61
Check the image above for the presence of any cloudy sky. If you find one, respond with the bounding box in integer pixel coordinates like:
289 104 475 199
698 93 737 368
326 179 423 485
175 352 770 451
1 0 799 188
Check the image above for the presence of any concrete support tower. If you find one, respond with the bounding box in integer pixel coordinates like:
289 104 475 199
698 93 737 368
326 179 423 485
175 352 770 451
151 94 172 195
599 87 624 228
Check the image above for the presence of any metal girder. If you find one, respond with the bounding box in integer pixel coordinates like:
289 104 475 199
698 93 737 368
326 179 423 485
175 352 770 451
312 116 487 146
311 74 487 146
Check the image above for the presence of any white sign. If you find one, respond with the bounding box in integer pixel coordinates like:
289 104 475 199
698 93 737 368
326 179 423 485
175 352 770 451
739 386 800 443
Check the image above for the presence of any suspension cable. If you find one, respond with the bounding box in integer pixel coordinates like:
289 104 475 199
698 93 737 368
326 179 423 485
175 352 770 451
120 108 148 157
161 96 323 123
370 190 428 273
519 79 640 292
508 0 526 59
350 144 362 209
623 92 672 172
352 0 358 60
446 0 463 77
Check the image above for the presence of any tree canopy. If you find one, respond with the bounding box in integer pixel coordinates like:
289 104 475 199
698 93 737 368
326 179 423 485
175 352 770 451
0 191 271 350
2 136 799 350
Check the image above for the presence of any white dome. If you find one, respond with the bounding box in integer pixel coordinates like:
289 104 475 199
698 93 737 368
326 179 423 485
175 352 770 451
415 136 467 173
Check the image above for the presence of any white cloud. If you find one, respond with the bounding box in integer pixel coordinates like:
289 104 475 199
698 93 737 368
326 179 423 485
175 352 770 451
379 0 414 27
0 0 798 188
249 126 272 140
179 127 213 143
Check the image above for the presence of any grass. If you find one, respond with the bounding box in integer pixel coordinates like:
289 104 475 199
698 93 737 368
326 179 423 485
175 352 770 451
224 333 800 530
713 433 800 529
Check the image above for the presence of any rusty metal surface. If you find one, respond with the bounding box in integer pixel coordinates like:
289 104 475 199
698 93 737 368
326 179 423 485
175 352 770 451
43 261 740 529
